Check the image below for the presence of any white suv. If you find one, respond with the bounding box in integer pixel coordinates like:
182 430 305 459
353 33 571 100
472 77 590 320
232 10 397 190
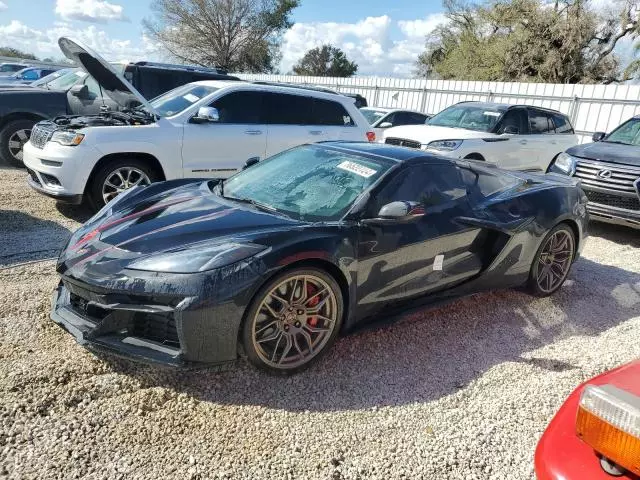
382 102 578 172
23 38 374 209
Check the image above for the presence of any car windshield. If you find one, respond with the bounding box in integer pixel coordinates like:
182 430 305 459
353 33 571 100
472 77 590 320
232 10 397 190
149 84 220 117
46 69 85 90
220 145 393 221
360 108 388 125
428 104 505 132
604 118 640 146
8 68 30 79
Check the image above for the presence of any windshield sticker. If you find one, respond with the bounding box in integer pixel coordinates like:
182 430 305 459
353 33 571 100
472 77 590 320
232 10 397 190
343 115 352 125
484 111 501 117
337 161 377 178
183 93 200 103
74 71 85 77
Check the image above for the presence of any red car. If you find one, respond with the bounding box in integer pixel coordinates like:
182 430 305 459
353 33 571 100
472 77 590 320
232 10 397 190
535 360 640 479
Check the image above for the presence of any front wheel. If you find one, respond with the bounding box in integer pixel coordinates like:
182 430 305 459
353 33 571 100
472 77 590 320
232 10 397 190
0 119 36 167
242 267 344 375
88 157 161 210
527 224 576 297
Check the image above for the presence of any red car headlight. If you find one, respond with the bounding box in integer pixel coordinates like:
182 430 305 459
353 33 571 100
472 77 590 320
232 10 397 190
576 384 640 476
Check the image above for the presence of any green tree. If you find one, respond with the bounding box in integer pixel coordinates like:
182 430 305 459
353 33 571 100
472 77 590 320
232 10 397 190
417 0 640 83
144 0 299 73
0 47 37 60
292 45 358 77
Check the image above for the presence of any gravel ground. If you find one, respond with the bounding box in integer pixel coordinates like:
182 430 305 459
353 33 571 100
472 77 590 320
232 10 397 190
1 164 639 480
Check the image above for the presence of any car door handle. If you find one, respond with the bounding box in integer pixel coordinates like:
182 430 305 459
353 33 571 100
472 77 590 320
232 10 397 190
519 140 528 145
309 130 324 135
244 130 263 135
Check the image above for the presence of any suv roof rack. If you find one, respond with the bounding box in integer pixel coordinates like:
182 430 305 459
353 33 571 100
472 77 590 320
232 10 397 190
251 80 338 94
133 61 228 75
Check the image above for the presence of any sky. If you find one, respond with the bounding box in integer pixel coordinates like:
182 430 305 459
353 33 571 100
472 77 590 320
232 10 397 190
0 0 446 76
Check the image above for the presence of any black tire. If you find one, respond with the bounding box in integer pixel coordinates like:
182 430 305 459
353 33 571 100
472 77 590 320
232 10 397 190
527 223 576 297
87 157 161 210
0 119 36 168
241 267 344 375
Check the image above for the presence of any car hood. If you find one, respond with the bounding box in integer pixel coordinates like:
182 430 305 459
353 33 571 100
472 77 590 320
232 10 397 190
58 180 303 277
567 141 640 167
383 125 495 144
58 37 157 115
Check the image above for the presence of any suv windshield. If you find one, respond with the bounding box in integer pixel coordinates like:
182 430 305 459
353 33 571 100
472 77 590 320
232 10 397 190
149 84 219 117
221 145 393 221
428 104 505 132
360 108 388 125
46 69 85 90
604 118 640 146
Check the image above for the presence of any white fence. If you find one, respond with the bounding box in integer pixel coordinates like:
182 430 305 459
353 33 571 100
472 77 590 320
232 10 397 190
237 74 640 144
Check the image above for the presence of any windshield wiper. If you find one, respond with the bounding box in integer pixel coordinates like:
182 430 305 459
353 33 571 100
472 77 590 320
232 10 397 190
226 195 278 214
602 140 631 145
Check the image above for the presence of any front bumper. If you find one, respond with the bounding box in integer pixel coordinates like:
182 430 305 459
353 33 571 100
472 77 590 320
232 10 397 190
50 276 243 369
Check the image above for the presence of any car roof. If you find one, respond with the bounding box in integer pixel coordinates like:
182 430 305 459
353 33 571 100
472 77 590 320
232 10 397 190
193 80 354 102
455 101 567 116
317 141 452 165
363 107 428 115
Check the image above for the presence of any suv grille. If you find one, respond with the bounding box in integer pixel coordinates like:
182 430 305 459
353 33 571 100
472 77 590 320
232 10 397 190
585 190 640 211
574 159 640 194
385 137 421 149
30 123 56 149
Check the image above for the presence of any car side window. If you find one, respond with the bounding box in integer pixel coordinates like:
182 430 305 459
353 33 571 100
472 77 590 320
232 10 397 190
84 76 101 97
550 113 574 134
210 91 265 124
264 93 313 125
312 98 354 126
370 164 467 215
21 70 39 80
529 109 554 134
496 109 528 134
392 112 415 126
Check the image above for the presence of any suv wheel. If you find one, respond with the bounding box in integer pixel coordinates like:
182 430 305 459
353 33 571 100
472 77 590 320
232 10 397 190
88 157 161 210
0 119 36 168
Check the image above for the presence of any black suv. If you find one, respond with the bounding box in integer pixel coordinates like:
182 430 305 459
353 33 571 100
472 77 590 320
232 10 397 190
0 61 238 167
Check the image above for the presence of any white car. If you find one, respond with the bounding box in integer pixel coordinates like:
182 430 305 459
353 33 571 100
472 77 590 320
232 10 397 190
360 107 430 138
24 38 375 209
382 102 578 172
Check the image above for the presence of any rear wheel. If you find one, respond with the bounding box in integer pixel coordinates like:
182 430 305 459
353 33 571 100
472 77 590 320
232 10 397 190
242 267 344 375
0 119 36 167
527 224 576 297
88 157 160 210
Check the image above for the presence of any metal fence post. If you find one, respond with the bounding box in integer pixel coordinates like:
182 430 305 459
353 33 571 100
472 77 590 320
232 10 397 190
487 90 494 102
419 87 428 113
373 85 380 106
569 95 580 127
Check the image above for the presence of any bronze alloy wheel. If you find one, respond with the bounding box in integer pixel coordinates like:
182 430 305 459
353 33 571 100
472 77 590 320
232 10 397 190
102 166 151 204
246 269 342 373
530 225 575 296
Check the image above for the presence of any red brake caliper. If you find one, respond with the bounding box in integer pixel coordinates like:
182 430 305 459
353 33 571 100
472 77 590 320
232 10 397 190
306 283 319 327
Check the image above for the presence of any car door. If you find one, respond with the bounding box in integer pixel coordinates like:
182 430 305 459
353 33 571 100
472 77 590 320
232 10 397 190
311 97 356 141
526 108 557 171
67 75 119 114
485 107 538 170
549 112 579 160
181 90 267 178
356 163 484 313
264 92 317 157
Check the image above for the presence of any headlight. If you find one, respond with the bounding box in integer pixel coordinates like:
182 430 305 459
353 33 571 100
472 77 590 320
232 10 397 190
553 152 576 175
576 384 640 477
128 242 267 273
50 131 85 146
426 139 463 151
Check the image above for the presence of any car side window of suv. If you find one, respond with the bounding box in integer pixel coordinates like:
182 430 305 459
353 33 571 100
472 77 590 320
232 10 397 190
529 109 554 134
210 91 265 124
496 109 529 134
312 98 355 126
264 93 313 125
84 76 102 98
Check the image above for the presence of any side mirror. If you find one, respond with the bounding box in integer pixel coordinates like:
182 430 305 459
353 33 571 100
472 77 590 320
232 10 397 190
191 106 220 124
243 157 260 169
502 125 519 135
362 201 425 225
592 131 606 142
379 121 393 128
69 84 89 98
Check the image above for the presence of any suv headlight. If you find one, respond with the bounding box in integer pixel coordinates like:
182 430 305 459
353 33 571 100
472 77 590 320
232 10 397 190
128 242 268 273
552 152 576 175
426 139 463 151
50 131 85 146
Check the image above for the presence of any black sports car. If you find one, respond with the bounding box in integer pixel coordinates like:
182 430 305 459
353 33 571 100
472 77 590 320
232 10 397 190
52 142 588 374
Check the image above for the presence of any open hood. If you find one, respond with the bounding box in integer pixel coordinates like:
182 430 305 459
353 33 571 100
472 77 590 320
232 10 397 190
58 37 158 116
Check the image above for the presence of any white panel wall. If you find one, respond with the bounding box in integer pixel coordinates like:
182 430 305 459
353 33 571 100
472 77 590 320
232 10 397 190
237 74 640 144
